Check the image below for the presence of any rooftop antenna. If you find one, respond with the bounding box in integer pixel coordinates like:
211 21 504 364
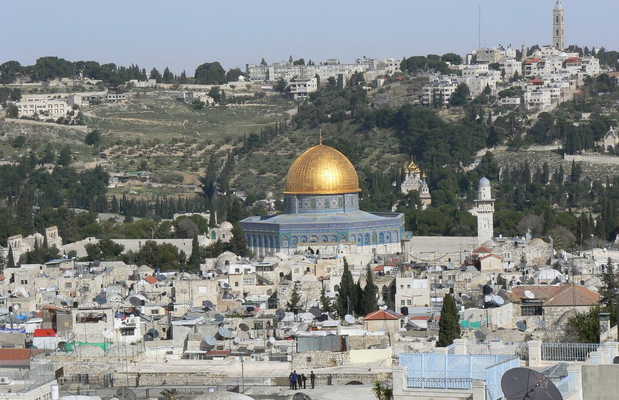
319 128 323 145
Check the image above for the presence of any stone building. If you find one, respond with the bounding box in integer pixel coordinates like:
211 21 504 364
596 126 619 152
241 143 405 258
400 161 431 209
509 285 600 331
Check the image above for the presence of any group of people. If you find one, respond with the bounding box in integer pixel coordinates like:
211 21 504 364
289 370 316 390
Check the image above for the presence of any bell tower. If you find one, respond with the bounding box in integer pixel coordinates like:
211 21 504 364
553 0 566 50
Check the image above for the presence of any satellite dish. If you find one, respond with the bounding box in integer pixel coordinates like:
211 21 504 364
214 314 225 323
218 327 233 339
268 336 276 346
116 388 137 400
493 295 505 306
482 285 493 295
524 290 535 299
613 356 619 364
239 323 250 332
501 367 563 400
474 330 487 342
484 295 494 303
233 337 240 345
205 336 217 346
344 314 355 324
146 328 159 338
516 320 527 332
275 309 286 321
203 300 215 310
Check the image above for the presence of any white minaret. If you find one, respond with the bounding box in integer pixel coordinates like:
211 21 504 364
553 0 566 50
475 177 494 244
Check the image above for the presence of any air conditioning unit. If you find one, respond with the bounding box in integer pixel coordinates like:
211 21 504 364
0 377 12 385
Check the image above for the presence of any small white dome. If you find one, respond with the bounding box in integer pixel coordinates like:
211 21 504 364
219 221 234 230
479 177 491 187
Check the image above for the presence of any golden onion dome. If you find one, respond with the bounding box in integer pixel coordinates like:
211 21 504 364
284 144 361 195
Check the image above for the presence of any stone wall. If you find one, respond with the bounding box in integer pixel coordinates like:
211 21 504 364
291 350 348 370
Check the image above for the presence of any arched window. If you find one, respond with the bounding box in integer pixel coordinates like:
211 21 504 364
321 235 329 243
364 233 370 245
379 232 385 244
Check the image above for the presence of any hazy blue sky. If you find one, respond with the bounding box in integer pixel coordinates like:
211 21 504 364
2 0 617 74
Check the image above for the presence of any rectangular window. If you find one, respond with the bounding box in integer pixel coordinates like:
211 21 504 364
521 305 543 316
120 327 135 336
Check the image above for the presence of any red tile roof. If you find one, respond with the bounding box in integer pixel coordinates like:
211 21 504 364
565 57 581 63
365 310 401 321
525 58 542 64
0 349 39 361
473 246 493 254
144 276 158 285
373 266 385 272
206 350 231 356
510 285 600 306
480 254 503 261
34 329 57 337
530 78 544 85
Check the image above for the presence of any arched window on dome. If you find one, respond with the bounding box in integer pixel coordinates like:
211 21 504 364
385 232 391 243
301 236 308 244
364 233 370 245
358 234 363 245
372 232 378 244
292 236 299 246
321 235 329 243
329 235 337 243
379 232 385 244
393 231 399 241
310 235 318 243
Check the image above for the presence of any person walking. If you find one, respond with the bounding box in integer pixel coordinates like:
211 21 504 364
301 373 307 389
289 372 294 390
310 371 315 389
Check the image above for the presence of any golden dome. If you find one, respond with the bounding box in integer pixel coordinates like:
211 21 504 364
284 144 361 195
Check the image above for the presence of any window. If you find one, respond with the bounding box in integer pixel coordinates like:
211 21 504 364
521 305 543 316
407 300 412 305
21 280 28 284
65 282 72 289
401 300 405 306
120 327 135 336
235 282 239 287
151 309 160 315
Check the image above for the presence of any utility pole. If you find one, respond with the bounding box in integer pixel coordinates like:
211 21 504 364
240 355 245 393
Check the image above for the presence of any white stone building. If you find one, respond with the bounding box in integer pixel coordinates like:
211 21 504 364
474 177 494 245
287 77 318 100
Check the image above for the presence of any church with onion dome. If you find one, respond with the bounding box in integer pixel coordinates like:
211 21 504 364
240 143 405 257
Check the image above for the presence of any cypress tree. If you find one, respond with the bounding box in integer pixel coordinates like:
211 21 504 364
188 234 201 271
336 258 354 317
437 294 461 347
353 280 364 315
362 265 378 315
7 246 16 268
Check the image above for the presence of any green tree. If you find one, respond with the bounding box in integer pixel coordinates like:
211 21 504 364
58 146 72 166
194 62 226 84
84 130 102 147
362 265 378 314
287 283 301 312
437 294 461 347
320 286 332 313
449 83 470 106
601 259 618 307
7 246 16 268
564 308 600 343
188 234 201 271
85 239 124 261
225 68 242 82
228 223 249 257
162 67 174 83
274 78 287 93
441 53 463 65
149 68 162 82
6 103 18 118
336 258 354 317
